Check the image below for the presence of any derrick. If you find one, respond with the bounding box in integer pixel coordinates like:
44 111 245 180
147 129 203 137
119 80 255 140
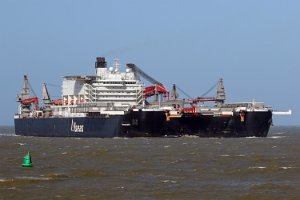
126 63 169 99
17 75 39 114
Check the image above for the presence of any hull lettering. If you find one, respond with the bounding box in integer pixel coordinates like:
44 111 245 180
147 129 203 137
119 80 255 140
70 119 84 133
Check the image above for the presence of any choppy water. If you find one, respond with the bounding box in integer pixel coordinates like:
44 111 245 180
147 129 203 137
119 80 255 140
0 126 299 200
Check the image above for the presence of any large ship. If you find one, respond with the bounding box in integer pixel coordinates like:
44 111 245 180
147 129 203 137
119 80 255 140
14 57 288 137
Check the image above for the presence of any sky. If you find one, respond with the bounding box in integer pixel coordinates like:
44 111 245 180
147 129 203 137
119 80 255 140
0 0 299 126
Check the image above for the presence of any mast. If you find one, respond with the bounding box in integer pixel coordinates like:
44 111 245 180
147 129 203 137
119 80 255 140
42 83 53 117
42 83 51 105
113 58 120 72
216 78 225 106
171 84 179 100
20 75 30 100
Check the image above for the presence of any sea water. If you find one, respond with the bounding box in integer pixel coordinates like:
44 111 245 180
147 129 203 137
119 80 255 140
0 126 299 199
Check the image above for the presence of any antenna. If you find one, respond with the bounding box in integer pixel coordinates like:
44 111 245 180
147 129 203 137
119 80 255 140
113 58 120 72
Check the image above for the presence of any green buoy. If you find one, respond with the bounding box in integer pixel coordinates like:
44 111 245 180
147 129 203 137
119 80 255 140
22 152 33 167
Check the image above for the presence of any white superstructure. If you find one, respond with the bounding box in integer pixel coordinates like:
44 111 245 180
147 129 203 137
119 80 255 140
52 57 144 117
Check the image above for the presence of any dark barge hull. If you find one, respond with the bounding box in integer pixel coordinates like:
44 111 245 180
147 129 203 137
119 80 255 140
14 110 272 137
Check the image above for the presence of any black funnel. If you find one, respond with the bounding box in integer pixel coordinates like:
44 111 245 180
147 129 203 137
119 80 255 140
95 57 107 68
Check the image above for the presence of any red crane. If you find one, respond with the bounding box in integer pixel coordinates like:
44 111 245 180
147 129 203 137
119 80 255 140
17 75 40 111
143 84 169 99
126 63 169 99
20 96 39 110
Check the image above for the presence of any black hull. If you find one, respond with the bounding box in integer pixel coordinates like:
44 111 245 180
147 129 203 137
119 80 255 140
14 110 272 138
163 111 272 137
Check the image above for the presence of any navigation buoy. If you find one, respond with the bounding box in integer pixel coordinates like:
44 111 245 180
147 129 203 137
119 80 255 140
22 152 33 167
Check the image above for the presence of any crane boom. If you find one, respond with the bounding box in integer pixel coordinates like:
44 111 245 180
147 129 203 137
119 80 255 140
126 63 168 99
126 63 161 84
17 75 40 113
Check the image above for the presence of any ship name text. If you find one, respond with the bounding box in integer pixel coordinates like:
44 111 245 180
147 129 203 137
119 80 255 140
71 119 84 133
